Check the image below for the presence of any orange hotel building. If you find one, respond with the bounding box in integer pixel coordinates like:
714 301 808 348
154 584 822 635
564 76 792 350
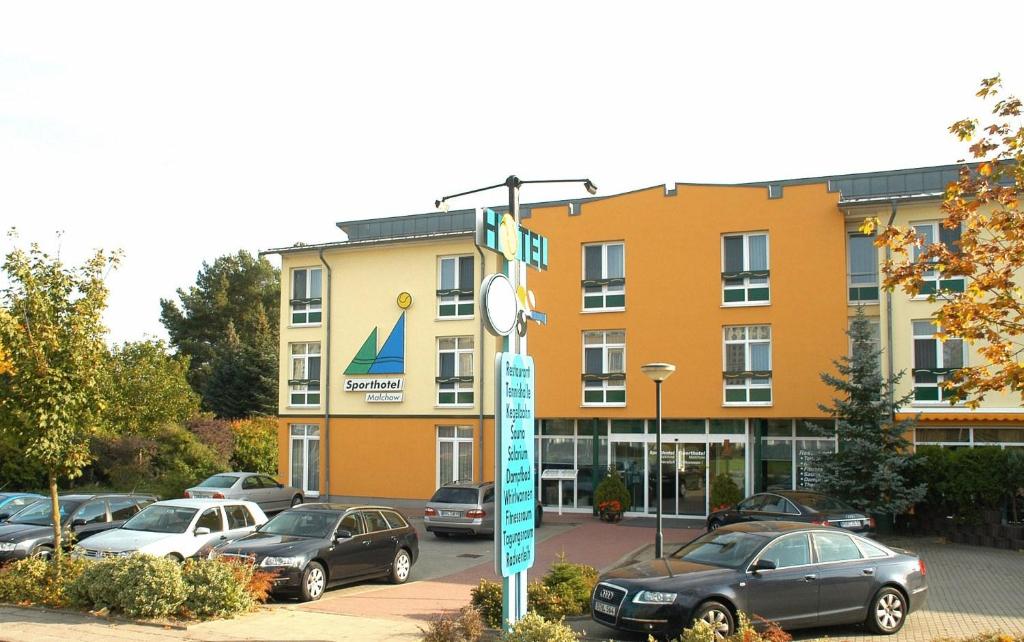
263 165 1024 519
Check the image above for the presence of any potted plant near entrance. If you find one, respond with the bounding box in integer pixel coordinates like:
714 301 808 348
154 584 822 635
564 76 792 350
594 469 631 522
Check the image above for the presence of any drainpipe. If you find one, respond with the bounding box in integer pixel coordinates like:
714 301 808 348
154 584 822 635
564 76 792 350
319 248 332 500
885 202 898 419
477 245 486 482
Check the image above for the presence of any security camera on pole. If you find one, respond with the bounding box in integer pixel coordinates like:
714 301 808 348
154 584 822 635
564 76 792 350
436 175 596 631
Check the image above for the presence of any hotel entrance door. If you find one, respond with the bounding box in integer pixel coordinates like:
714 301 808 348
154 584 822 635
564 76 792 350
647 442 707 517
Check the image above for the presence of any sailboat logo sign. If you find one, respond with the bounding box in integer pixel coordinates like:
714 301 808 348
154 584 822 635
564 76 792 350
343 312 405 402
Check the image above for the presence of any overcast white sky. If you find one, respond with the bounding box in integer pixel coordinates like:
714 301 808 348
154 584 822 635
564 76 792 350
2 1 1023 344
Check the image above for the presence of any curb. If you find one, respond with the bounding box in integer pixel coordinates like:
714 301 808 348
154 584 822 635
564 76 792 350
1 602 190 630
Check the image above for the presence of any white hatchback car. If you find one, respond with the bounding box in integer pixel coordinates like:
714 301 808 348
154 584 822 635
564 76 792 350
73 498 267 561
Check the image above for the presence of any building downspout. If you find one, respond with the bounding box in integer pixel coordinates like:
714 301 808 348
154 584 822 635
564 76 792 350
885 202 898 419
318 248 332 500
477 245 486 482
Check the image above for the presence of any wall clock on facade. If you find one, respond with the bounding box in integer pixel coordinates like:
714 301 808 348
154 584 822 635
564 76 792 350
480 272 518 337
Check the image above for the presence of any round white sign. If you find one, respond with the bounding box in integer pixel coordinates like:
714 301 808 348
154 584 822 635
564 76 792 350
480 273 518 337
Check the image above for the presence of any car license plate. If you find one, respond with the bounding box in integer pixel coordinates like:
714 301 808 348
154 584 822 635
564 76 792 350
595 601 617 616
441 510 460 517
841 520 861 528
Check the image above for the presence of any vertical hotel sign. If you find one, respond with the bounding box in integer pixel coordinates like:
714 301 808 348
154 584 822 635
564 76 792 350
495 352 535 576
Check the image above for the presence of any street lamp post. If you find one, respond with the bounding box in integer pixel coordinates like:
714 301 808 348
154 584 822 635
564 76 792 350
641 362 676 558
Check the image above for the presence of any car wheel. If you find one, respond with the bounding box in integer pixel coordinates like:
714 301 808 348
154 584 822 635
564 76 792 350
300 561 327 602
535 506 543 528
708 519 722 531
694 601 734 639
165 553 183 563
433 531 450 538
31 545 54 560
389 548 412 584
866 587 907 634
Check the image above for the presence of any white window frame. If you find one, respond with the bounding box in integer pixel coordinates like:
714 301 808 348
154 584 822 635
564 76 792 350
722 232 770 306
582 330 626 406
436 336 474 406
723 325 772 406
436 426 474 487
290 267 323 326
582 242 625 312
288 424 320 497
911 320 965 405
289 342 321 407
847 232 879 303
914 426 1024 450
911 221 964 299
437 255 474 319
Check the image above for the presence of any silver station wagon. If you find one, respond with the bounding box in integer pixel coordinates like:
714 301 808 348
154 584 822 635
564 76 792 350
185 472 303 514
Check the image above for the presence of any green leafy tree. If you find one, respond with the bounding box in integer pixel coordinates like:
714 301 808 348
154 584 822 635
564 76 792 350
202 320 277 419
808 308 926 515
98 339 200 435
231 416 279 475
0 238 118 555
160 250 279 414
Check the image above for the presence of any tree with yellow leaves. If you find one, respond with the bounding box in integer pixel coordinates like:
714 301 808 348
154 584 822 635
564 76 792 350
868 76 1023 406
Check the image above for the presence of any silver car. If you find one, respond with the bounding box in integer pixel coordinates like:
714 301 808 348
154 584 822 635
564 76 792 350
184 472 303 514
424 481 542 538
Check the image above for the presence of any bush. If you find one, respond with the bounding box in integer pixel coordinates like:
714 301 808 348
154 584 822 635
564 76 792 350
665 613 791 642
911 446 1024 524
541 555 598 617
0 556 88 608
419 605 484 642
594 468 632 513
187 416 236 464
710 473 743 511
68 555 188 619
231 416 279 474
181 558 258 619
500 612 578 642
470 579 503 628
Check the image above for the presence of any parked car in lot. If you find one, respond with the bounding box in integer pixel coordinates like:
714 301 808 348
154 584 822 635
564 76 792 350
591 521 927 638
0 493 46 521
424 481 542 538
72 499 267 561
707 490 875 537
0 493 155 561
184 472 303 513
211 503 418 602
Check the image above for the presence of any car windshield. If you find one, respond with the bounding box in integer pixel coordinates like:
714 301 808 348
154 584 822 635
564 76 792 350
197 475 239 489
670 530 769 569
430 488 480 504
791 493 854 513
122 505 199 533
259 511 337 538
9 499 81 526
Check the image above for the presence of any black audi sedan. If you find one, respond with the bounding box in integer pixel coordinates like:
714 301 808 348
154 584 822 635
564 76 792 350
591 522 926 638
210 503 418 602
707 491 875 537
0 493 155 561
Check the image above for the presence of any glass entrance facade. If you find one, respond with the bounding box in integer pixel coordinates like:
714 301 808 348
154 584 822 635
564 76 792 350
535 417 835 518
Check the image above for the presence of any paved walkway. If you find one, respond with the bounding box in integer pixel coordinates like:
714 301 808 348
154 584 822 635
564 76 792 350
2 519 1024 642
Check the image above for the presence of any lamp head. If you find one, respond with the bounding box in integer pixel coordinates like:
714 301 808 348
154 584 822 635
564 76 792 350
583 179 598 196
641 362 676 382
435 199 449 213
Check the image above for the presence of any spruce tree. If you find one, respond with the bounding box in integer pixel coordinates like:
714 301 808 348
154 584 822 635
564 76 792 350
808 308 925 516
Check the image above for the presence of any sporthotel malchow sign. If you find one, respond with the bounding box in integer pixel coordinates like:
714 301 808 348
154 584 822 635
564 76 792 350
343 298 407 402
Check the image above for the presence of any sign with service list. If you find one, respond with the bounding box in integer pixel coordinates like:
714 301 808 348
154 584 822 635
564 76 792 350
495 352 536 577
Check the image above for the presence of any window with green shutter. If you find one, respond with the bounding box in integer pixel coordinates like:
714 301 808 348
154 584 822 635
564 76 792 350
582 330 626 405
912 222 964 298
912 320 964 403
722 233 769 305
291 268 323 325
437 256 474 318
437 336 474 405
582 242 625 310
722 325 772 405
